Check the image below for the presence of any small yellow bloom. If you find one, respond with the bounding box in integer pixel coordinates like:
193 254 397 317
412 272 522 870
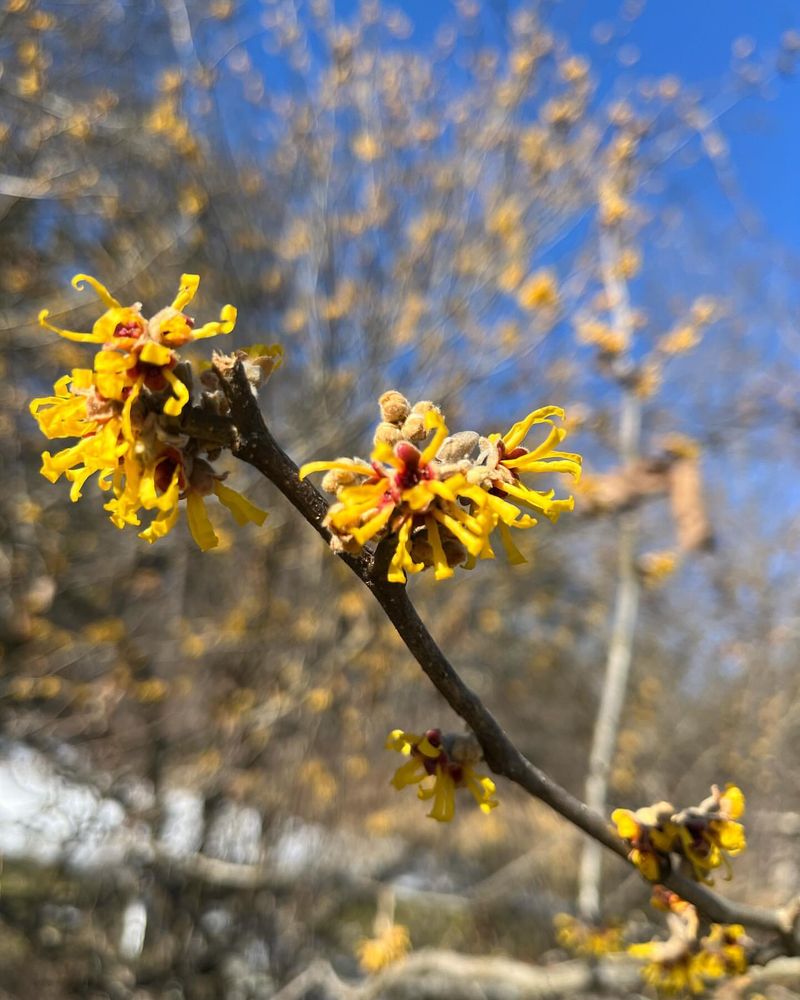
659 323 701 355
37 272 235 426
356 924 410 973
468 407 581 564
387 728 498 822
638 550 677 587
576 318 626 355
517 269 559 311
611 802 679 881
629 944 708 995
618 785 747 887
696 923 749 977
674 785 746 884
554 914 624 957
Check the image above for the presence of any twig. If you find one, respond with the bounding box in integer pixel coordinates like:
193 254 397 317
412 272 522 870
207 358 798 953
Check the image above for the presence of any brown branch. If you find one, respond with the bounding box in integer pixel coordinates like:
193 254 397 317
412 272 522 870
208 358 796 953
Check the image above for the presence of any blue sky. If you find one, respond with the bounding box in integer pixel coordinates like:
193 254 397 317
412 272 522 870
550 0 800 247
383 0 800 250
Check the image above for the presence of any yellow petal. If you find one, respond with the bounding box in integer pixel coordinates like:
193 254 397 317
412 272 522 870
185 491 219 551
171 273 200 311
426 767 456 822
391 757 425 789
716 820 746 854
162 368 190 416
497 519 527 565
721 785 745 820
416 734 442 758
419 409 449 465
425 515 454 580
191 304 237 339
71 273 121 309
611 808 639 840
386 729 418 753
501 406 565 450
351 503 394 546
38 309 100 343
632 849 661 881
213 480 268 526
139 340 174 366
298 458 372 480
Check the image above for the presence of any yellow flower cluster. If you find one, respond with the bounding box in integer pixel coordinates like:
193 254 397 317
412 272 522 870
386 728 497 822
30 274 270 550
356 924 411 973
629 887 749 995
553 913 624 957
612 784 746 884
300 390 581 583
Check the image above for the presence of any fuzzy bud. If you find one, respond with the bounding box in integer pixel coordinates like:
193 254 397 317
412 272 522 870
403 400 441 441
379 390 411 425
410 400 437 416
321 468 358 493
436 430 479 464
373 421 404 447
401 413 427 441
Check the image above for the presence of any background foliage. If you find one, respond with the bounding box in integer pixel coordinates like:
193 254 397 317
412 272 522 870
2 0 800 996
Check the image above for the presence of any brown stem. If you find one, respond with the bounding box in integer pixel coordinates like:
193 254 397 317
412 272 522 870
206 358 794 951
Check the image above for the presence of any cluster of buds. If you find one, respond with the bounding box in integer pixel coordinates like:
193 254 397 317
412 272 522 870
612 784 746 885
628 887 750 995
386 728 497 822
30 274 281 549
300 389 581 582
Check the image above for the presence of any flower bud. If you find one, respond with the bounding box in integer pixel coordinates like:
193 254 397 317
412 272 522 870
379 390 411 425
373 421 404 447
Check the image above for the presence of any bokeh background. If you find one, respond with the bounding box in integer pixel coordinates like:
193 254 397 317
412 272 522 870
2 0 800 996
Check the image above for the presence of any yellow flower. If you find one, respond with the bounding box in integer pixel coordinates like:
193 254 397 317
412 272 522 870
554 914 624 957
301 411 493 582
466 407 581 564
696 923 749 977
386 728 498 822
104 445 267 551
659 323 701 355
517 268 559 311
302 402 581 581
628 888 705 990
629 891 748 993
38 273 236 430
611 802 679 881
576 318 626 355
30 371 128 501
629 944 708 995
638 549 677 587
674 785 746 884
356 925 410 973
31 274 267 550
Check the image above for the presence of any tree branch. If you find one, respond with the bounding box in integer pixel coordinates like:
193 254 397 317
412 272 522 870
208 358 797 953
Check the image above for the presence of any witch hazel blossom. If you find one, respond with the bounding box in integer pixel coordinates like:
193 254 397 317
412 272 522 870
626 887 751 995
386 728 498 822
30 272 274 550
612 784 746 885
300 389 581 582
